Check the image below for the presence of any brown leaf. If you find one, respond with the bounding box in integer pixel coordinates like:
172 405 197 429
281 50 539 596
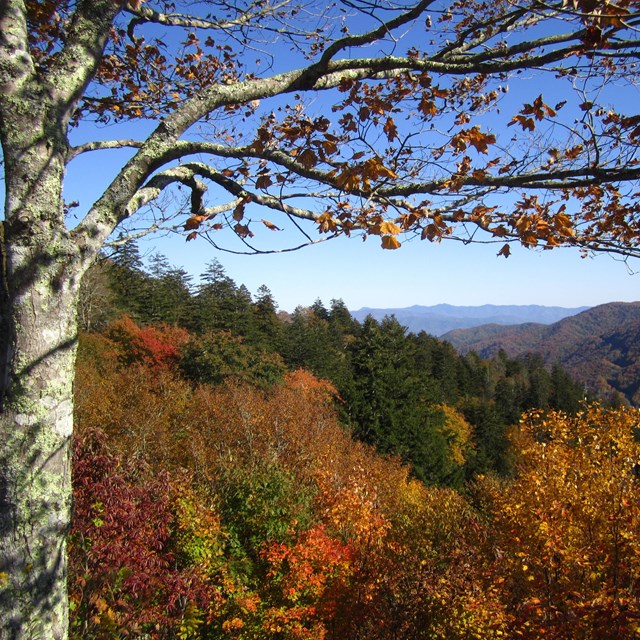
381 235 401 250
383 117 398 142
233 203 245 221
184 215 206 231
234 223 254 238
498 244 511 257
298 149 318 170
261 219 281 231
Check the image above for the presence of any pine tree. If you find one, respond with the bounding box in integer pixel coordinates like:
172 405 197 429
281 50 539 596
107 238 149 320
189 259 252 335
252 285 283 351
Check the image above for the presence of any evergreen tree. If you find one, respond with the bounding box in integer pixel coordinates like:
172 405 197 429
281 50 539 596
160 266 194 327
107 238 149 320
311 298 330 321
251 285 283 351
141 253 174 324
189 259 253 336
347 315 400 448
550 363 586 413
281 305 334 378
522 353 553 409
460 397 512 478
329 299 359 337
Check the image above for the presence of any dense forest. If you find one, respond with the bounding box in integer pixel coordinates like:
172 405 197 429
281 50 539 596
70 248 640 638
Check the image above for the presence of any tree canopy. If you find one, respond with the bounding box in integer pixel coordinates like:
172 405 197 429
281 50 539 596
6 0 640 260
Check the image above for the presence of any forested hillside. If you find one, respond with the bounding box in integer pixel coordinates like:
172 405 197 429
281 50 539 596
68 249 640 639
83 248 592 484
444 303 640 405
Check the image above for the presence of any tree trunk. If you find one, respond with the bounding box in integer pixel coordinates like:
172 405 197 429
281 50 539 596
0 226 81 639
0 97 87 636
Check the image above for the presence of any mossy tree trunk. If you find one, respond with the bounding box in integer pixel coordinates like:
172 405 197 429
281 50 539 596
0 233 82 640
0 107 87 640
0 3 115 635
0 26 84 638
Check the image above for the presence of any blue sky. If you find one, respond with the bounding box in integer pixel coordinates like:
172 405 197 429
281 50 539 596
141 226 640 312
64 133 640 312
42 4 640 312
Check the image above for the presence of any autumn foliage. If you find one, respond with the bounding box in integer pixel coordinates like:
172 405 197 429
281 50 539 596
71 318 640 638
479 405 640 638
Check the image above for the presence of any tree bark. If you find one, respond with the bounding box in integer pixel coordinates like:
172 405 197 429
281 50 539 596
0 263 79 640
0 84 86 640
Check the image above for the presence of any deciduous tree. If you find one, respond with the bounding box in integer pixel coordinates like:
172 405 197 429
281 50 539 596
2 0 640 636
480 404 640 638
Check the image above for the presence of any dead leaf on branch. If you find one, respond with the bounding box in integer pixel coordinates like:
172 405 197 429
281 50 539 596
381 235 401 250
234 223 254 238
498 244 511 257
450 126 496 154
184 215 206 231
378 221 402 236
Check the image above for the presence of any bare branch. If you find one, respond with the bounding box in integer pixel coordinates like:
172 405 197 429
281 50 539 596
124 0 294 36
67 139 143 161
317 0 436 67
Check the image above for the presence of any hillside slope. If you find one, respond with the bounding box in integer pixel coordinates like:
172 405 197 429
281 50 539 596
443 302 640 404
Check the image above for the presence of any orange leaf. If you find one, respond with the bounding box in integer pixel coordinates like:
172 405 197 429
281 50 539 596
381 235 401 250
261 219 281 231
184 215 206 231
383 117 398 142
379 221 402 235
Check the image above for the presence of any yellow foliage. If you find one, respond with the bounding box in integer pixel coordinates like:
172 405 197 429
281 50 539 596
439 404 474 466
479 404 640 638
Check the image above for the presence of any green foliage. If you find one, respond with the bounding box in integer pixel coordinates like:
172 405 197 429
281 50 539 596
187 260 255 337
180 330 286 388
250 284 283 351
217 462 316 560
106 238 150 321
143 252 194 326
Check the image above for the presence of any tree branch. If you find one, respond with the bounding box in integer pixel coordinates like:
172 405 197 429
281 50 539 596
317 0 435 67
43 0 121 121
124 0 294 33
67 139 143 161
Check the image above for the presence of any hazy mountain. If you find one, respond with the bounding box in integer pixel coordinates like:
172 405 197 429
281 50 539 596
443 302 640 405
350 304 589 336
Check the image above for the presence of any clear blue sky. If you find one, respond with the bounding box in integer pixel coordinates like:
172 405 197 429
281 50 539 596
141 226 640 312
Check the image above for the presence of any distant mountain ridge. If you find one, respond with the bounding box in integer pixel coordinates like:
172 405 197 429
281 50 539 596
443 302 640 405
351 303 589 336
